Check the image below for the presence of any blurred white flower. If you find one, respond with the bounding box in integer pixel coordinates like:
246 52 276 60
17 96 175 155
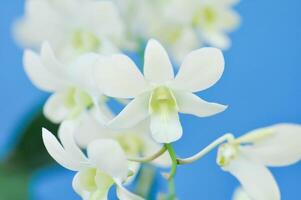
217 124 301 200
94 39 227 144
42 125 144 200
232 187 252 200
114 0 240 63
69 110 171 174
14 0 124 61
189 0 240 49
24 42 107 123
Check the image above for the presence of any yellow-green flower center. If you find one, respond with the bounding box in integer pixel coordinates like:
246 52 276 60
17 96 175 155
63 87 93 118
192 6 217 28
116 134 143 156
79 168 114 198
72 30 101 53
217 143 239 167
162 27 182 44
79 168 98 192
149 86 178 114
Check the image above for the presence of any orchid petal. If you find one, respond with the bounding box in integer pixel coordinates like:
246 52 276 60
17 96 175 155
171 47 224 92
87 139 128 181
150 110 183 144
232 187 252 200
219 9 241 32
109 93 150 129
23 50 67 92
71 53 101 94
171 28 199 64
223 154 280 200
94 54 149 98
82 1 124 42
242 123 301 167
144 39 174 83
116 184 144 200
94 170 114 200
40 42 69 81
72 172 91 200
174 91 227 117
73 111 116 148
58 120 88 163
203 32 231 50
43 92 69 123
42 128 88 171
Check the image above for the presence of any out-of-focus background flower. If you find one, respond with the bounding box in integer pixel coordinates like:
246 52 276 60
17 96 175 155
0 0 300 199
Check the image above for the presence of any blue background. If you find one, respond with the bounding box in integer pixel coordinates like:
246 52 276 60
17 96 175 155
0 0 300 199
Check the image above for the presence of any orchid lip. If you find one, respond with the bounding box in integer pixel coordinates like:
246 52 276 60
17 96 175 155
217 143 240 167
149 86 178 114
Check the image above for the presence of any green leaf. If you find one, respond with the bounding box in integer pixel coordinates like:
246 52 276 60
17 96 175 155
6 107 58 171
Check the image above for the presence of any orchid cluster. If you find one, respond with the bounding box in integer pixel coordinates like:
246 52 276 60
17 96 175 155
14 0 301 200
14 0 240 63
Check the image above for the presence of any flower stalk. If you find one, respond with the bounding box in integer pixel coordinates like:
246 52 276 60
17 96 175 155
177 133 235 165
127 146 167 163
165 143 178 200
165 144 178 180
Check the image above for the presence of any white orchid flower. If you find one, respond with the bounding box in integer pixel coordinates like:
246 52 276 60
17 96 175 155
217 123 301 200
191 0 240 49
160 0 240 50
24 42 107 123
64 110 171 176
42 124 144 200
14 0 124 61
94 39 227 144
113 0 240 62
232 187 252 200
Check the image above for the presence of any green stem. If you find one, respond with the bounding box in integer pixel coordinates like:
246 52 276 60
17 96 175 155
127 146 167 163
167 178 176 200
165 144 177 199
165 144 177 180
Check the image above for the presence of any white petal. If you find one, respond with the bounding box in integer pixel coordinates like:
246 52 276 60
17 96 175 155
73 110 116 148
150 111 183 144
94 170 115 200
232 187 252 200
203 32 231 50
91 95 114 124
242 123 301 167
13 0 64 49
42 128 87 171
109 93 150 129
70 53 102 94
171 48 224 92
116 184 144 200
58 120 88 163
81 1 124 43
223 154 280 200
87 139 128 181
174 91 227 117
125 161 141 184
23 50 67 92
171 28 200 64
72 172 90 200
143 39 174 83
43 92 69 123
40 42 69 83
219 9 241 32
94 54 149 98
220 0 240 6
